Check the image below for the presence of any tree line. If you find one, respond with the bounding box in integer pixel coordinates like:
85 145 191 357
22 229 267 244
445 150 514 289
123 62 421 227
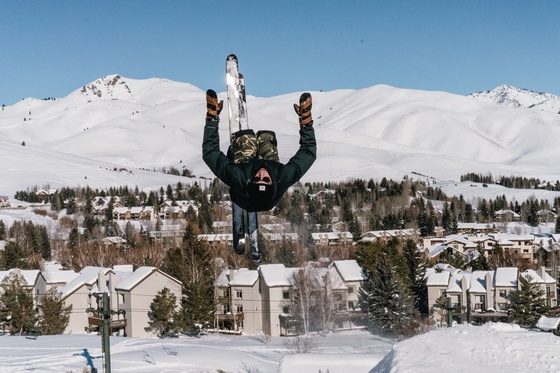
461 172 560 191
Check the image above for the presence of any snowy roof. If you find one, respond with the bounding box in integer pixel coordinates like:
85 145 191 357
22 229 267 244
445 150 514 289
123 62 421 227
43 270 79 285
470 271 493 293
494 267 518 287
262 232 299 241
115 266 166 291
457 222 494 229
306 266 347 290
445 236 477 248
230 268 259 287
312 232 339 240
426 272 450 286
332 260 365 282
113 265 134 273
198 233 233 242
522 269 556 284
57 266 112 297
428 243 448 258
448 271 493 293
0 268 40 286
259 264 297 287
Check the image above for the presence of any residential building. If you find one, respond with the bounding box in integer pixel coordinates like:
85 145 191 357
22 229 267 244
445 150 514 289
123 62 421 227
456 223 495 235
57 266 181 337
214 260 366 337
115 266 182 338
494 209 520 222
214 268 261 334
426 266 557 325
258 264 298 336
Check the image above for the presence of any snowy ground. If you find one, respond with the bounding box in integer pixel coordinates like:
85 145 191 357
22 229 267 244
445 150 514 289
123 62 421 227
1 324 559 373
0 330 392 373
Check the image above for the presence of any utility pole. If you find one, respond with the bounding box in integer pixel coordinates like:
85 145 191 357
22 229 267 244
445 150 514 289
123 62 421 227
86 293 126 373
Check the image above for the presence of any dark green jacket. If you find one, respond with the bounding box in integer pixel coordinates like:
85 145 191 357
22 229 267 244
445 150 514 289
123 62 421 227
202 118 317 212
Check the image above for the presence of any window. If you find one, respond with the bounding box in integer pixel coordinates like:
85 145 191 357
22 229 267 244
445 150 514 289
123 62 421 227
348 286 354 294
236 290 243 299
348 301 355 310
450 295 461 310
499 290 507 299
283 306 290 314
223 289 230 298
121 294 125 304
224 304 231 313
236 305 243 313
474 295 485 311
283 290 289 299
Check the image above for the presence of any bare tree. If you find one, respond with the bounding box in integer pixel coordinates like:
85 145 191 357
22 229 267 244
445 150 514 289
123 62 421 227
287 264 338 335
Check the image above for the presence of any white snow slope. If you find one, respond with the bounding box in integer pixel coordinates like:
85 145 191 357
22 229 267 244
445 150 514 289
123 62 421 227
2 75 560 200
1 325 559 373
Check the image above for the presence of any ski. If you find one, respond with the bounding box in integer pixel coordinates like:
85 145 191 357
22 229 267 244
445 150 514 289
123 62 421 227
226 54 261 264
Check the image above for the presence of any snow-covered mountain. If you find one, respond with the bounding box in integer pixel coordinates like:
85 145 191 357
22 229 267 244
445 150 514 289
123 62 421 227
468 85 560 114
2 75 560 198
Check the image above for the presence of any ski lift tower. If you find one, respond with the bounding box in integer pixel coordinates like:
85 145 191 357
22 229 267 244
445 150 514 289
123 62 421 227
86 292 126 373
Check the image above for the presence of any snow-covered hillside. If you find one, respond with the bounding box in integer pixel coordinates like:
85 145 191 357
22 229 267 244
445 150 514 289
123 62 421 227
2 75 560 198
469 85 560 114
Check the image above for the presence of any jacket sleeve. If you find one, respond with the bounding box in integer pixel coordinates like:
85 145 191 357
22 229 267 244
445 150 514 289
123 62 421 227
202 119 246 190
281 124 317 184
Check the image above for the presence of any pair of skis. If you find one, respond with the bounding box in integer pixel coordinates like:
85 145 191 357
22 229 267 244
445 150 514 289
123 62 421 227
226 54 260 264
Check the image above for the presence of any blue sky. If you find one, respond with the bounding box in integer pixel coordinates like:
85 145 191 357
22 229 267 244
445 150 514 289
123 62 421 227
1 1 558 105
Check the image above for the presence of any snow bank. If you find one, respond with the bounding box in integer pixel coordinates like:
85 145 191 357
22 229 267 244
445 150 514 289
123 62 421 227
372 323 560 373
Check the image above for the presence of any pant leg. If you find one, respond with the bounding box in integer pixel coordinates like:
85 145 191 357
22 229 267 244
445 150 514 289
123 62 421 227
231 129 258 164
256 130 279 162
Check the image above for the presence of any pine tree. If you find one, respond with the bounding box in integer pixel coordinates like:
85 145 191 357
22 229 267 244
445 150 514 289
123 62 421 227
403 240 429 316
508 274 548 328
2 242 26 269
358 254 416 338
178 223 215 334
0 271 38 335
38 288 72 334
0 219 6 240
67 227 79 249
145 287 179 337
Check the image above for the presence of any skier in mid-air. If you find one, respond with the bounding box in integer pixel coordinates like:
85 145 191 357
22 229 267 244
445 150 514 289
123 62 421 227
202 89 317 258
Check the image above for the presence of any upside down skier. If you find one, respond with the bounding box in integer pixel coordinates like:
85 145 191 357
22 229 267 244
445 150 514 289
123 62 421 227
202 89 317 218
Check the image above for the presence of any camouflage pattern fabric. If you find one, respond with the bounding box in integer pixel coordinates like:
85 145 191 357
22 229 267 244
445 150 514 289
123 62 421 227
256 131 279 162
232 131 258 164
232 130 279 164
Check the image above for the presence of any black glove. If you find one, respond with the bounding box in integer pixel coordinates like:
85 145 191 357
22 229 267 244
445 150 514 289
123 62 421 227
293 92 313 125
206 89 223 120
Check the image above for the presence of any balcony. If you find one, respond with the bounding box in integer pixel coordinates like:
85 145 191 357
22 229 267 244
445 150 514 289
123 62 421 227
216 312 244 322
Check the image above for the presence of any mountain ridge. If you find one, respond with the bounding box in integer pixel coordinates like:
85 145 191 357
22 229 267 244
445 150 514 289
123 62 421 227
1 75 560 197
